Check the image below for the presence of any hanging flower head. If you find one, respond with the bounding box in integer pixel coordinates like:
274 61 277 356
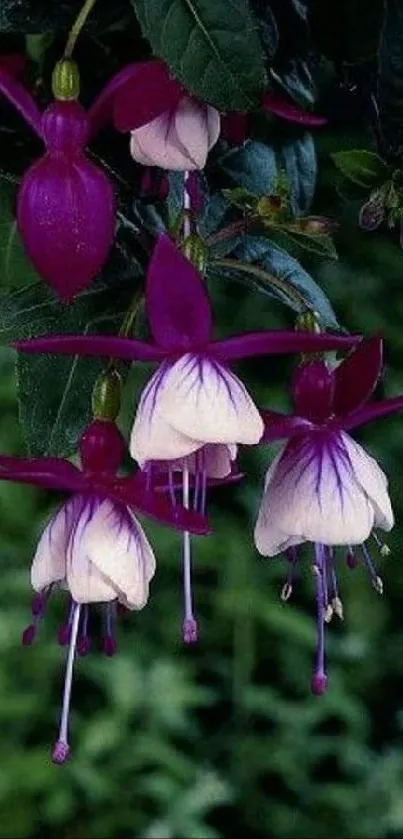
0 413 208 763
254 337 403 694
16 233 361 641
0 58 116 300
90 59 220 171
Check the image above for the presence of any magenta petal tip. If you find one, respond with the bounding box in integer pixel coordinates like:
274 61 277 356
102 635 117 656
22 624 36 646
51 740 70 765
311 672 328 695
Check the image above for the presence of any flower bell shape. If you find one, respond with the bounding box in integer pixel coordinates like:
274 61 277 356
254 337 403 694
0 418 208 763
0 59 116 300
89 59 220 171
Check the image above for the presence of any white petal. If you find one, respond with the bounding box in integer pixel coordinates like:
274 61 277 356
82 498 156 610
254 433 377 556
130 364 203 464
31 499 75 591
156 354 264 446
66 497 119 603
200 443 237 478
174 98 218 168
340 432 394 531
130 107 200 171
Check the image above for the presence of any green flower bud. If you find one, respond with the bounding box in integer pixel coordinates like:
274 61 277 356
92 369 122 421
52 59 80 101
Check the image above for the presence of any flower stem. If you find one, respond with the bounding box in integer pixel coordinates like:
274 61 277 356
211 257 310 312
64 0 99 58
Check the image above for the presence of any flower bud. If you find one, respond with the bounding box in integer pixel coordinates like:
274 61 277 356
91 369 122 421
358 191 385 231
52 59 80 101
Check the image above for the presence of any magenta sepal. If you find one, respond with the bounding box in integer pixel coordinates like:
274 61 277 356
263 91 327 126
332 335 383 416
210 330 361 362
89 60 182 137
13 335 165 362
0 67 43 137
335 394 403 433
105 475 211 536
261 411 317 443
0 456 83 492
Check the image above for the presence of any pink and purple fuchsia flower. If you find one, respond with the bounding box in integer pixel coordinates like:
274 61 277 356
16 233 361 642
255 337 403 694
0 418 208 763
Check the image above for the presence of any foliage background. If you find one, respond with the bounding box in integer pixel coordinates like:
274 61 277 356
0 1 402 838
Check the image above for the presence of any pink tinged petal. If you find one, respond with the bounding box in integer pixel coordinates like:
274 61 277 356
332 337 383 417
111 61 182 132
340 433 394 531
174 97 220 168
263 91 327 126
188 443 237 479
254 432 378 555
14 335 163 362
156 354 264 446
261 411 317 442
130 364 204 464
17 154 115 300
0 68 43 137
82 499 156 609
292 361 334 422
210 330 362 362
129 109 195 171
146 234 212 351
0 455 83 492
341 394 403 432
31 500 76 591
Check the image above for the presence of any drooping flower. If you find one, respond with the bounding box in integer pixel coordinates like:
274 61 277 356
90 59 220 171
0 58 116 300
16 233 361 640
254 337 403 693
0 418 208 763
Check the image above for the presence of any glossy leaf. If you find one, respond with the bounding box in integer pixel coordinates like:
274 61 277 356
331 150 391 188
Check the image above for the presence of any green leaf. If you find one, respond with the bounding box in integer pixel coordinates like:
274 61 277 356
0 181 39 290
331 150 391 188
0 251 139 457
218 140 278 195
229 235 340 328
279 228 338 259
0 0 129 33
130 0 266 110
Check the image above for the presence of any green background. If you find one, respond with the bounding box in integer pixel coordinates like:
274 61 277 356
1 133 403 838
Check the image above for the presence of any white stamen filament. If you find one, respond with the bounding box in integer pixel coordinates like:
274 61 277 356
183 170 191 239
54 602 81 757
182 463 194 624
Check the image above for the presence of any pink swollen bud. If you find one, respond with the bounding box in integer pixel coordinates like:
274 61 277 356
17 101 115 301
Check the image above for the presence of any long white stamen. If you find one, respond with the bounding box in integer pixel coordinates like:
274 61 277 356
184 170 191 239
52 602 81 764
182 463 197 643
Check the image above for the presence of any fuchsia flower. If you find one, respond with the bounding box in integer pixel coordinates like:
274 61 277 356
0 418 208 763
90 59 220 171
254 337 403 694
0 62 116 300
16 233 361 641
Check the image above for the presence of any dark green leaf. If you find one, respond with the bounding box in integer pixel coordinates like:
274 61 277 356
331 150 391 188
0 0 130 33
218 140 278 195
281 133 317 214
0 250 139 457
279 228 338 259
270 57 316 107
130 0 266 110
248 0 278 61
0 181 40 290
232 235 339 327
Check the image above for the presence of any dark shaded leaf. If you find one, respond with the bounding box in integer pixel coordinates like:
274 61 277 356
331 150 391 188
130 0 266 110
0 0 130 33
378 0 403 158
218 140 278 195
281 133 317 214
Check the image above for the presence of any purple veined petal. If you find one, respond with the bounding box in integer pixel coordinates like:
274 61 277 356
261 410 317 442
130 363 205 464
31 499 76 591
73 497 156 609
340 432 393 531
332 336 383 417
210 330 362 362
129 102 208 171
17 153 115 300
156 353 264 446
14 335 164 363
263 91 327 126
110 475 211 536
154 443 238 479
146 234 212 350
0 68 43 137
64 495 123 603
254 431 378 555
88 60 182 137
0 455 84 492
339 394 403 432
